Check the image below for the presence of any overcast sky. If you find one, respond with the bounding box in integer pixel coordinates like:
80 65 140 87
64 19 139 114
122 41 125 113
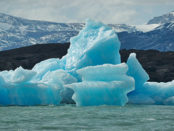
0 0 174 24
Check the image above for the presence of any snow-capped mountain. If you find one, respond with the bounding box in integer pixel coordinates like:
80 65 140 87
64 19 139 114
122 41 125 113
148 11 174 24
135 24 160 32
0 13 84 51
119 11 174 51
0 11 174 51
119 21 174 51
109 24 137 33
0 13 137 51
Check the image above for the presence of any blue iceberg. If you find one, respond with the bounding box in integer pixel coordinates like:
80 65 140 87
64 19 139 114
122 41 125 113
0 19 129 106
127 53 174 105
0 19 174 106
63 19 121 70
0 67 77 105
65 63 134 106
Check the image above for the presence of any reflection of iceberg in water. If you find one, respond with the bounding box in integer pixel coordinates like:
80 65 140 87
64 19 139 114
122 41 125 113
0 19 174 106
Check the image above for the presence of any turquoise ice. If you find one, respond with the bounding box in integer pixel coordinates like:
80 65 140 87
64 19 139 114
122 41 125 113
0 19 174 106
66 63 134 106
0 19 132 106
0 67 77 105
127 53 174 105
63 19 121 70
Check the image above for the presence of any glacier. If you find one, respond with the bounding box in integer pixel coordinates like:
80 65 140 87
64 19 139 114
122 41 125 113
0 19 174 106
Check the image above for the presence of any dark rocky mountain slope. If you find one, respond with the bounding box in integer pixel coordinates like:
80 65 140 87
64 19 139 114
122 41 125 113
0 43 70 70
118 22 174 51
0 43 173 82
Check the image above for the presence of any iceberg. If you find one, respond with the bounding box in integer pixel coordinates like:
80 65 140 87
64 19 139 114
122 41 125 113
127 53 174 105
0 19 174 106
63 19 121 70
32 58 62 80
65 63 134 106
0 19 129 106
0 67 77 105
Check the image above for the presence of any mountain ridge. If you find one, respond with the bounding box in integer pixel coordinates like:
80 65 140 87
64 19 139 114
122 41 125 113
0 11 174 51
0 12 137 51
148 11 174 24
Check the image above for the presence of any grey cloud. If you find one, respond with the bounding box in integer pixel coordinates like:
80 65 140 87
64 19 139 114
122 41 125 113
0 0 173 24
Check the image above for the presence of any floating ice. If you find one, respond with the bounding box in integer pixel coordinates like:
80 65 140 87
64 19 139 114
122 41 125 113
0 19 125 106
143 81 174 105
32 58 62 80
127 53 149 85
0 67 77 105
66 63 134 106
0 19 174 106
127 53 174 105
63 19 121 70
77 63 130 82
0 66 36 84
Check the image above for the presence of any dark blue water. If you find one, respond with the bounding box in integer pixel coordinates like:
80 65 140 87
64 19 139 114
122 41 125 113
0 105 174 131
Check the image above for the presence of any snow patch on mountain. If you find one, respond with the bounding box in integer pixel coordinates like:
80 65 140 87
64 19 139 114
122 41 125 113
135 24 160 32
0 13 138 51
0 11 174 51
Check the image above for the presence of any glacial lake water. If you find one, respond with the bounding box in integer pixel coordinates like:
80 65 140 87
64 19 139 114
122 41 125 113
0 105 174 131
